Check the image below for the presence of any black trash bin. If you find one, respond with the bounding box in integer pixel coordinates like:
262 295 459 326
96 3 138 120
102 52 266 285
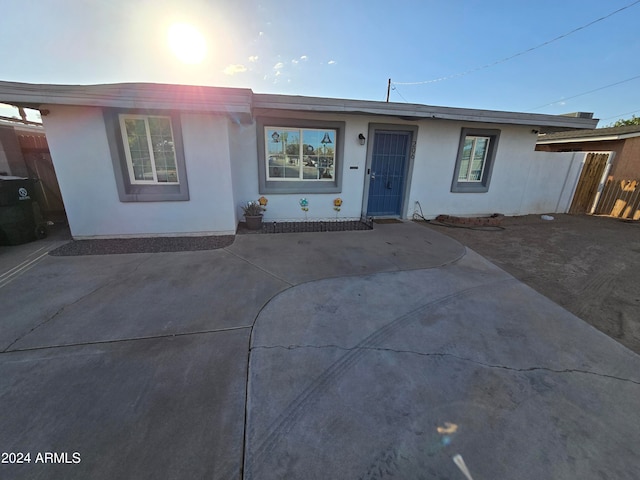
0 176 43 245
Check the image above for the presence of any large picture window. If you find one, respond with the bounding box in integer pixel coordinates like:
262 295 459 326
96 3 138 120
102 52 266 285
119 115 179 184
257 118 344 194
265 127 336 181
451 128 500 193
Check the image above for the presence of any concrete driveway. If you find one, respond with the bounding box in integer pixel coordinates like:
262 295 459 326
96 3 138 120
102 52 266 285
1 222 639 479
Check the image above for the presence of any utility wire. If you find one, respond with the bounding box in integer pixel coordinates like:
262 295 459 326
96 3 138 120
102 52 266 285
393 0 640 86
600 108 640 121
390 84 410 103
529 73 640 110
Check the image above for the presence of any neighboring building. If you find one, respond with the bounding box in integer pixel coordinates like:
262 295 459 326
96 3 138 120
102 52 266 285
537 125 640 219
0 117 65 222
0 118 37 177
0 80 597 239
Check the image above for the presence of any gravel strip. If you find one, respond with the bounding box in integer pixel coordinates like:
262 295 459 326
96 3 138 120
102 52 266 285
49 235 235 256
50 220 373 255
238 219 374 234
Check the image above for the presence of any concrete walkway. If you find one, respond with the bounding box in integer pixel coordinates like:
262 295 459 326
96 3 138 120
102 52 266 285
1 222 639 479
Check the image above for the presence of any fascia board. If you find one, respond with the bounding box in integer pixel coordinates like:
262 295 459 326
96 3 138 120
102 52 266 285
537 132 640 144
252 94 598 129
0 81 253 117
537 136 618 144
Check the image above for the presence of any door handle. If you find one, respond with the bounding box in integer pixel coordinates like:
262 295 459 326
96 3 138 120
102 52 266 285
371 172 376 180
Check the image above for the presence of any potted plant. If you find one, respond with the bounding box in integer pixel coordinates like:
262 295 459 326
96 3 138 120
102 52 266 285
242 198 267 230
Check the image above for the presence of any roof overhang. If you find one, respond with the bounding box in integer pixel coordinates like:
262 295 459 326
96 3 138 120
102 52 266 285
0 81 599 132
537 132 640 144
253 93 599 131
0 81 254 123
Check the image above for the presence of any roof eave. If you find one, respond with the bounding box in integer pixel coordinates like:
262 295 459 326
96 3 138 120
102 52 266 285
0 81 598 131
253 94 598 130
0 81 254 122
537 131 640 144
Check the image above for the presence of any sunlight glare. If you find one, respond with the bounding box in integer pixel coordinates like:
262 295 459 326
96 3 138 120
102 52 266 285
167 23 207 64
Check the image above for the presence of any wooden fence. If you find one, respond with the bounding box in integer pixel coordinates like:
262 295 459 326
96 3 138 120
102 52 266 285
594 177 640 220
568 153 609 214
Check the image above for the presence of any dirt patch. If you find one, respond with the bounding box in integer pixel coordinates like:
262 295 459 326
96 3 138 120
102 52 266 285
419 214 640 355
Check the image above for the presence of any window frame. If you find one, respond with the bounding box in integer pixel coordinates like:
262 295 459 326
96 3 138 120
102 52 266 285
104 109 189 202
118 114 180 185
257 117 344 194
265 127 337 182
451 128 500 193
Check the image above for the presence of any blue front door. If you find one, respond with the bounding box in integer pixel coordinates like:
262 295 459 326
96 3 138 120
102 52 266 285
366 131 411 216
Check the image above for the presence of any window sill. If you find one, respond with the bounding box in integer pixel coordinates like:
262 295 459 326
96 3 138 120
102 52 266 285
260 181 341 195
450 183 489 193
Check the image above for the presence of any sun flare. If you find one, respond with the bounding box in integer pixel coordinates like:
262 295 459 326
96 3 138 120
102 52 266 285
167 23 207 64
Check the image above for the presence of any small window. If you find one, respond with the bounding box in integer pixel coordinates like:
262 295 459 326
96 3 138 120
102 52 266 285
104 109 189 202
119 115 179 184
257 117 344 194
451 128 500 193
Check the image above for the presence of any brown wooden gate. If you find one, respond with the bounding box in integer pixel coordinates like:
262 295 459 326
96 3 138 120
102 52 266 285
569 153 609 214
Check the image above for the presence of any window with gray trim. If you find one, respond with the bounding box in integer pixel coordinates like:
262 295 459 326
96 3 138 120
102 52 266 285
451 128 500 193
104 109 189 202
257 117 344 194
119 114 179 184
265 127 336 181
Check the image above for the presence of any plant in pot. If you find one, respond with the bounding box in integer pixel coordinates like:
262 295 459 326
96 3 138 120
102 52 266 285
242 197 267 230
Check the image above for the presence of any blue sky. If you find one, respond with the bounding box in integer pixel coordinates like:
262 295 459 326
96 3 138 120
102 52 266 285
1 0 640 126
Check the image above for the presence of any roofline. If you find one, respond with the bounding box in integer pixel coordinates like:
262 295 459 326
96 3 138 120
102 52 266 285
0 80 599 130
252 94 598 130
537 131 640 144
0 81 254 120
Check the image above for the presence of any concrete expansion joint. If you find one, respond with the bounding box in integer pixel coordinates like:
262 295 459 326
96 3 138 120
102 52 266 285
1 326 253 354
2 256 155 353
223 248 294 287
251 344 640 386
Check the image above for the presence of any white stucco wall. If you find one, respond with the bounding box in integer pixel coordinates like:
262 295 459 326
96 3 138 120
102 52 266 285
42 106 236 238
230 113 580 223
406 122 585 218
43 105 584 238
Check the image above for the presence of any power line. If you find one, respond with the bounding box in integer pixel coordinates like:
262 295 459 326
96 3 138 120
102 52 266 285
600 108 640 121
390 84 410 103
393 0 640 86
529 73 640 110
